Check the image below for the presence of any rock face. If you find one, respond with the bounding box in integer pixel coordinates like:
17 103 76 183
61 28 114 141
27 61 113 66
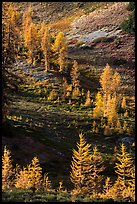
80 30 108 43
79 29 118 44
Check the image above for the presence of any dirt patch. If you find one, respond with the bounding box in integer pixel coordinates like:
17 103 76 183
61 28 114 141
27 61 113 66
2 133 57 167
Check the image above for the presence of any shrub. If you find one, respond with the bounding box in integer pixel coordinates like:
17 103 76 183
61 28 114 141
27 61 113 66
37 192 56 202
72 87 81 99
104 125 112 136
48 89 58 101
113 58 127 66
92 37 108 43
2 189 33 202
68 39 78 45
49 18 71 32
75 41 84 47
56 192 70 202
127 2 135 11
120 11 135 34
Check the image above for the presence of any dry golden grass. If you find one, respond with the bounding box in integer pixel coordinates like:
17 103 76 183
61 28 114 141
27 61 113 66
48 10 84 32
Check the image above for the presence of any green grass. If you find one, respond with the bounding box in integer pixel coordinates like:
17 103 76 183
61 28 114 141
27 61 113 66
2 188 129 202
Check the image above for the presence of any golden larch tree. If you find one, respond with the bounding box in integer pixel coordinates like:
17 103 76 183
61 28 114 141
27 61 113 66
121 96 126 109
100 177 112 200
70 133 92 194
22 5 32 33
115 119 123 134
84 90 92 107
41 26 51 72
42 172 52 192
89 146 105 196
99 63 121 118
37 21 47 49
15 157 42 191
127 164 135 201
24 22 38 64
2 3 21 62
62 77 68 100
2 146 14 190
100 63 121 98
52 32 67 73
115 143 134 199
111 71 121 99
100 63 113 95
93 91 104 118
70 60 80 88
107 96 118 126
14 166 32 189
28 156 43 190
72 87 81 100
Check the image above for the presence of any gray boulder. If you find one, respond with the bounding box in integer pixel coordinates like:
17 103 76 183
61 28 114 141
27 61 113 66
117 137 134 145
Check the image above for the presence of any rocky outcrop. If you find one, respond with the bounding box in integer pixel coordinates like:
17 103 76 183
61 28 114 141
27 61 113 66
71 2 131 35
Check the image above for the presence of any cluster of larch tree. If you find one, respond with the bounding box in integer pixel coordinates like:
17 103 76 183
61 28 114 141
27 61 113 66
22 5 68 73
70 134 135 201
92 63 131 135
2 2 23 122
2 134 135 201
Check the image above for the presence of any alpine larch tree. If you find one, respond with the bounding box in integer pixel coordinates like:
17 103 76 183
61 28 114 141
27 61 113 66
52 32 68 73
2 146 14 190
114 143 135 200
89 146 105 196
70 133 92 194
93 63 121 128
41 25 51 72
